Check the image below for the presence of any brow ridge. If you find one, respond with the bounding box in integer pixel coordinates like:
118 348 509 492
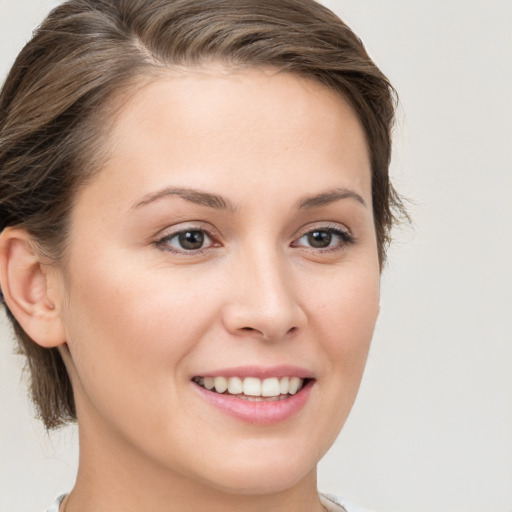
298 187 367 210
133 186 365 212
132 186 237 211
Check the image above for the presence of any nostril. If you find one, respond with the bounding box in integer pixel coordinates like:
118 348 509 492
238 325 298 340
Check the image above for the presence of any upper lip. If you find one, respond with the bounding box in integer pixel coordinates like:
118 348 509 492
193 365 315 380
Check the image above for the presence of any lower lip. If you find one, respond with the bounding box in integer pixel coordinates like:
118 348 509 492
193 380 314 425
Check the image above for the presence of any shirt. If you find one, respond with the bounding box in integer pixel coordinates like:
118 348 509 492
47 492 372 512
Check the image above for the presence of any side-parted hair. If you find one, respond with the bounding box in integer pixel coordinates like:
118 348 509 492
0 0 406 429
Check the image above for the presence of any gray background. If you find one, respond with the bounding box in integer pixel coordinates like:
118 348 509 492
1 1 511 511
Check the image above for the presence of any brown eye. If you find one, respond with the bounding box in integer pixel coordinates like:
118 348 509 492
158 229 214 252
293 226 354 251
307 230 332 248
178 230 205 250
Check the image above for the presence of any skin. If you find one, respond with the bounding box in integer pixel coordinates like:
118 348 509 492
1 67 380 512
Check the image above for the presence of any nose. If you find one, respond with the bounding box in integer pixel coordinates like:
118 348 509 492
221 249 307 341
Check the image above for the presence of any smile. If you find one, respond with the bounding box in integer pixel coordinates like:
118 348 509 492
192 372 314 424
192 376 305 401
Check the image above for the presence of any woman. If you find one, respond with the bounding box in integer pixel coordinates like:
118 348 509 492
0 1 406 511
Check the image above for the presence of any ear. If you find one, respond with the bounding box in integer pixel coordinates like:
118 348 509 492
0 227 66 348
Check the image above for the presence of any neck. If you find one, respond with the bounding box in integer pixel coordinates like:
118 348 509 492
64 422 325 512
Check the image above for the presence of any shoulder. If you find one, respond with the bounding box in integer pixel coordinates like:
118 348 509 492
45 494 66 512
320 493 374 512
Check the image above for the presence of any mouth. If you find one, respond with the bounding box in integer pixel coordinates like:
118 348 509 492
192 375 308 401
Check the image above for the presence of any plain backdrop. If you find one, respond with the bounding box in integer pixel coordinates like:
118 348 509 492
1 1 511 511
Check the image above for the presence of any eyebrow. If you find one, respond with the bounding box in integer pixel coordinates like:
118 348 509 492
132 187 237 212
132 185 366 213
297 187 367 210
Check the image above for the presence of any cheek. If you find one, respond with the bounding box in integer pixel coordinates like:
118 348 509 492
60 258 220 417
66 252 214 342
320 261 379 321
313 263 380 374
294 264 379 459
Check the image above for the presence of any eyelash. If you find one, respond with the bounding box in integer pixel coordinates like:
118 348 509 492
154 223 355 255
292 223 355 252
155 225 218 255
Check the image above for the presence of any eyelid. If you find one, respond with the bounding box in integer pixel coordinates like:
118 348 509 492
294 221 353 240
154 222 221 253
155 221 215 238
291 222 355 250
152 221 354 254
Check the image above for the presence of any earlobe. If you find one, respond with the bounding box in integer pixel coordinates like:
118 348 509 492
0 227 66 348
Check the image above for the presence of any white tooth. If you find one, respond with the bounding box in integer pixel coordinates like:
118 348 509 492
243 377 261 396
279 377 289 395
204 377 214 390
288 377 302 395
228 376 243 394
261 377 280 397
214 376 228 393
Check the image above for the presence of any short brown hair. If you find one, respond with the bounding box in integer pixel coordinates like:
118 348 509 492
0 0 406 429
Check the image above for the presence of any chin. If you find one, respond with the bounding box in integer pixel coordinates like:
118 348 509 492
191 440 320 496
205 464 314 496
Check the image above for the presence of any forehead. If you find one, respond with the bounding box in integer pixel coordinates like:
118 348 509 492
79 67 371 211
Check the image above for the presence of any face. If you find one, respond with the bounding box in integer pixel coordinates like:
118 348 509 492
53 67 380 495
